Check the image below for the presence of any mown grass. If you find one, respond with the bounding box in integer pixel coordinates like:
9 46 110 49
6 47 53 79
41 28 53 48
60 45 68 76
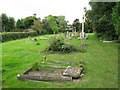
2 33 118 88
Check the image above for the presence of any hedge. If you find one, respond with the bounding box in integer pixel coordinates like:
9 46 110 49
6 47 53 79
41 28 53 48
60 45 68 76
0 31 38 42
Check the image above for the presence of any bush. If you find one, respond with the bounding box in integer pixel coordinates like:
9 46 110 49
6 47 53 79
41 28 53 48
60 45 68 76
1 31 38 42
45 38 79 53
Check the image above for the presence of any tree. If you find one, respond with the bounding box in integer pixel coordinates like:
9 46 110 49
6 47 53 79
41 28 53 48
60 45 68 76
57 16 67 32
16 19 25 29
112 2 120 39
7 17 15 32
45 15 59 34
1 13 8 32
85 10 93 33
88 2 117 40
23 16 38 29
31 19 43 34
1 13 16 32
72 19 81 32
42 19 52 34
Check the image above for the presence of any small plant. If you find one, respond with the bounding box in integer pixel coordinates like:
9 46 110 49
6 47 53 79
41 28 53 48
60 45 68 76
79 60 85 68
36 43 40 45
45 38 77 53
41 56 46 63
32 62 39 71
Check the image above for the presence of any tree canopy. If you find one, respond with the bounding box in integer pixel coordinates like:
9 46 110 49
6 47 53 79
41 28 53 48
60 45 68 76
31 19 43 34
86 2 118 40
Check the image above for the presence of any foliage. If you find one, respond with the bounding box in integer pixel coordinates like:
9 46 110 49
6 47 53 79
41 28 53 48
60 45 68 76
112 2 120 38
23 16 38 29
42 19 53 34
1 13 8 32
32 62 39 71
45 15 59 34
72 19 81 32
1 13 15 32
1 31 38 42
31 19 43 34
85 10 93 33
87 2 118 40
45 38 78 53
16 19 25 30
12 28 25 32
57 16 67 32
7 17 15 32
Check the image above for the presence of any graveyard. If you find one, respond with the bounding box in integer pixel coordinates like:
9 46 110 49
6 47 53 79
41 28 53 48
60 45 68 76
2 33 118 88
1 1 119 88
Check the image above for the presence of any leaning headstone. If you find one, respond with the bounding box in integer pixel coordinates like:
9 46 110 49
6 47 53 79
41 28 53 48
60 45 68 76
63 66 83 79
28 36 31 40
72 32 74 37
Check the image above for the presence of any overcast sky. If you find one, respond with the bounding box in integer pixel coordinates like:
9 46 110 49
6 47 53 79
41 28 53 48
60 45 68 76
0 0 91 24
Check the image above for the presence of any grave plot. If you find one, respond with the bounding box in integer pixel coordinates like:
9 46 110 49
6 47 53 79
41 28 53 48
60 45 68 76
38 37 49 40
24 38 38 43
17 58 84 82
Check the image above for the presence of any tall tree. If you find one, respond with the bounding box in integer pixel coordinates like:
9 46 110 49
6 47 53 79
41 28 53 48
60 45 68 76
112 2 120 39
1 13 8 32
23 16 38 29
72 19 81 32
16 19 25 29
42 19 52 34
57 16 67 32
45 15 59 34
85 10 93 33
31 19 43 34
88 2 117 40
7 17 15 32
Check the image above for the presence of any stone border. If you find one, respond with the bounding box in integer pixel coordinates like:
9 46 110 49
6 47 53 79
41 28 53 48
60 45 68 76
46 60 78 65
17 68 73 82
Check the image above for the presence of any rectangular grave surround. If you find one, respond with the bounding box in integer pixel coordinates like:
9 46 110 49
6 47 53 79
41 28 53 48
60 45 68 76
17 60 83 82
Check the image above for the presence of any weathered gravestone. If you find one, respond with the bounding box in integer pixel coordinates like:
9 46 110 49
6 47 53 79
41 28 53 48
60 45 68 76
63 66 83 79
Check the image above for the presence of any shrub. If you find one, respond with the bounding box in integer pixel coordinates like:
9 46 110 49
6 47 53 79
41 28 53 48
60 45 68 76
1 31 38 42
45 38 79 53
32 62 39 71
36 43 40 45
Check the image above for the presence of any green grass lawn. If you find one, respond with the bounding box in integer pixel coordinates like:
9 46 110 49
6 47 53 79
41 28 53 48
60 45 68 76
2 33 118 88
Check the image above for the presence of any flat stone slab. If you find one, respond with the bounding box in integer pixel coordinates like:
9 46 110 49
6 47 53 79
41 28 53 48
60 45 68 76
46 60 78 65
38 37 49 40
103 41 113 43
63 66 83 79
24 40 34 42
17 68 72 82
40 65 66 68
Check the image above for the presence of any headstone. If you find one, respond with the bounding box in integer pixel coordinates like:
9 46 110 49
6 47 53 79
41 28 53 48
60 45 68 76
72 32 74 37
28 36 31 40
33 38 37 41
66 38 72 40
63 66 83 79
